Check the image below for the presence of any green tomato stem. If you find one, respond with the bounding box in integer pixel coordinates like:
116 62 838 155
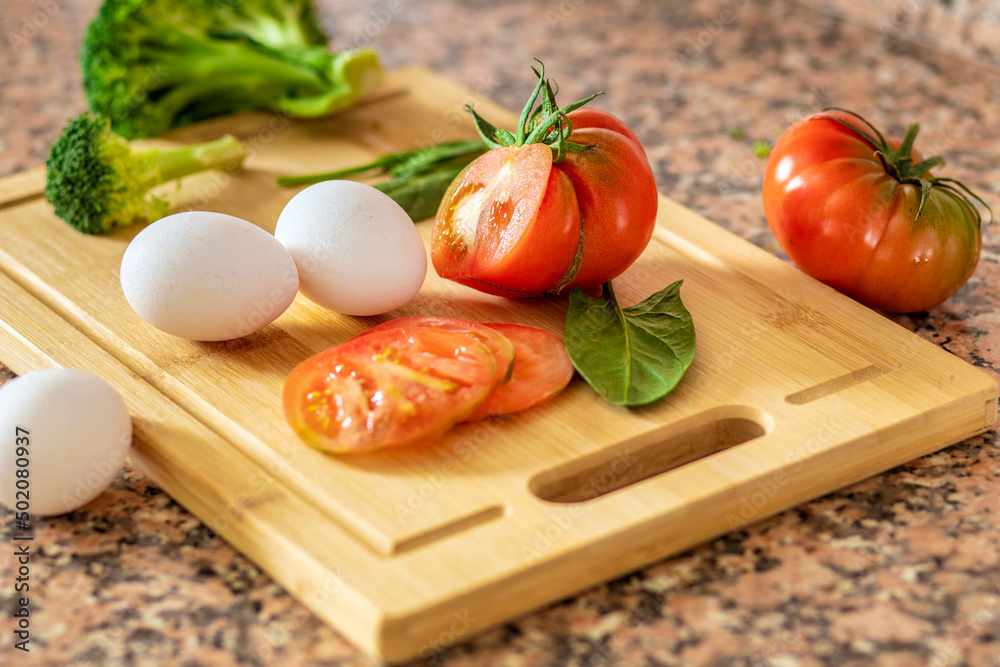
819 107 991 226
467 59 603 163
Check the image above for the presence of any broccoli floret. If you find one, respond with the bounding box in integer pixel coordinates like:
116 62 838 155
81 0 384 139
45 112 247 234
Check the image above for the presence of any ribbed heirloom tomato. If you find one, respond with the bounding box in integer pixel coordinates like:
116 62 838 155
431 66 658 297
763 108 988 313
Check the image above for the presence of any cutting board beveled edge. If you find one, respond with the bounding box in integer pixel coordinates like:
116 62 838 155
0 64 995 663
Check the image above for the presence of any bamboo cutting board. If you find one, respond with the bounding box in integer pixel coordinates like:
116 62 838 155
0 65 995 663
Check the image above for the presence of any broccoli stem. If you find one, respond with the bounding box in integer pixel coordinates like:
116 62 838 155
135 35 379 132
270 48 382 117
155 31 332 90
136 29 339 128
138 134 247 187
225 15 315 52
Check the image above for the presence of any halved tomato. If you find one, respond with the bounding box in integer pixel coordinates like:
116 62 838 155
360 316 516 389
432 143 583 296
466 322 575 420
283 327 497 453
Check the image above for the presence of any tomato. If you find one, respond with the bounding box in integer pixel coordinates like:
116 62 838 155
358 317 574 419
432 143 582 295
560 107 646 156
763 108 985 313
283 327 497 453
466 322 575 420
557 116 658 290
431 70 658 298
359 316 516 388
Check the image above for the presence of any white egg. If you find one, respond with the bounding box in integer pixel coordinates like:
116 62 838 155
120 211 299 341
0 369 132 517
274 181 427 316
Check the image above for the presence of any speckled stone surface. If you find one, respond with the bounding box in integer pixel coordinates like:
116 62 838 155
2 1 1000 665
816 0 1000 68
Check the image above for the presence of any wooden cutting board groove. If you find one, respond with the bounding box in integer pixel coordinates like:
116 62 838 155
0 65 994 663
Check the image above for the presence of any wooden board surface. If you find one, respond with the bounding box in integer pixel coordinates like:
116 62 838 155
0 65 995 663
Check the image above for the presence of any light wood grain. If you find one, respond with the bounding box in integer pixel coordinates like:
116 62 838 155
0 166 45 209
0 65 995 663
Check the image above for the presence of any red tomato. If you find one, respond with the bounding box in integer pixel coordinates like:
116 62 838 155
466 322 575 420
283 327 496 453
763 109 984 313
560 107 646 156
357 317 574 419
433 143 582 295
359 316 516 388
432 101 658 298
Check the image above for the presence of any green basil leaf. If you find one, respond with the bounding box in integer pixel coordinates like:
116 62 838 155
564 280 696 406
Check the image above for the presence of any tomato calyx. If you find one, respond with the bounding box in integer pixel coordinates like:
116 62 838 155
818 107 991 226
466 60 601 164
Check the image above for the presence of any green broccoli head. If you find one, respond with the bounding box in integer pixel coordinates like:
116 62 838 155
44 112 166 234
81 0 384 139
45 112 246 234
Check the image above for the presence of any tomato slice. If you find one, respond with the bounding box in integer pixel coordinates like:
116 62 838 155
360 316 515 388
283 327 497 453
432 144 581 295
465 322 575 420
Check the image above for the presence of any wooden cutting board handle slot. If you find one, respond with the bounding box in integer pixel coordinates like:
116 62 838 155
528 405 771 504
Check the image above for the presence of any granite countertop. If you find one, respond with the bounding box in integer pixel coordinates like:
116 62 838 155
2 0 1000 665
